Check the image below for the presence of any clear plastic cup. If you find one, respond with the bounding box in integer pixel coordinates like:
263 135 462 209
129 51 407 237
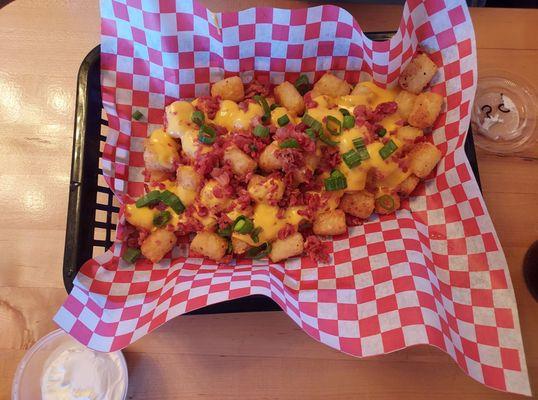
11 329 128 400
471 69 537 154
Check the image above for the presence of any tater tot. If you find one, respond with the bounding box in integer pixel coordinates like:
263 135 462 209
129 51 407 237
313 209 347 236
258 141 282 172
247 174 285 203
143 129 179 172
223 145 257 177
200 179 232 211
408 92 443 129
269 232 304 263
407 142 442 178
176 165 202 191
313 72 351 97
146 169 171 183
232 237 250 255
140 229 177 263
395 90 417 120
350 84 375 102
211 76 244 102
190 231 228 261
339 190 375 219
374 192 401 215
398 174 421 197
399 53 438 94
396 125 423 142
274 81 305 116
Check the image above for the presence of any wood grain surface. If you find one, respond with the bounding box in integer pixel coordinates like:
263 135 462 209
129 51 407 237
0 1 536 399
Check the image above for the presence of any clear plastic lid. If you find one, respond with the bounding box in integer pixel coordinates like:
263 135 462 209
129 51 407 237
471 70 537 154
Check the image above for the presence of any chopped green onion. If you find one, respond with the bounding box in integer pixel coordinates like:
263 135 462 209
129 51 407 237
302 114 322 133
376 194 395 212
191 110 205 126
305 128 316 140
250 226 262 243
159 190 185 214
342 115 355 129
233 216 254 234
226 240 233 254
253 125 269 138
319 131 339 146
135 190 161 208
353 137 365 150
198 124 217 145
270 103 279 111
377 127 387 137
339 108 350 116
277 114 290 127
254 95 271 123
132 110 143 121
246 242 272 259
153 210 171 227
357 147 370 161
218 224 233 237
122 247 141 263
294 74 310 95
324 170 347 191
326 115 342 135
379 139 398 160
279 138 299 148
342 150 361 169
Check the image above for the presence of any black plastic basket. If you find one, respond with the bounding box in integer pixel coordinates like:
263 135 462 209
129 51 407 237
63 32 481 314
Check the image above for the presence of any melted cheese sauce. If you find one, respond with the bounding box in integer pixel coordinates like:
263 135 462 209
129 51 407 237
213 100 263 131
146 129 179 167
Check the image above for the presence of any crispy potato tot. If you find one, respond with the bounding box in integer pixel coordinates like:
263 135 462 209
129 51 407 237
232 237 250 255
190 231 228 261
408 92 443 129
316 190 344 215
396 125 423 142
408 142 442 178
165 101 196 138
374 191 401 215
339 190 375 219
269 232 304 263
143 129 179 172
223 145 257 177
200 179 232 212
313 209 347 236
313 72 351 97
398 174 421 197
211 76 244 102
247 174 285 203
141 229 177 263
146 169 171 183
399 53 438 94
395 90 417 120
350 84 375 102
177 165 202 191
258 141 282 172
274 81 305 116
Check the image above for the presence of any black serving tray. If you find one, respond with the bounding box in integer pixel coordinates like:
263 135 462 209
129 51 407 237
63 32 481 314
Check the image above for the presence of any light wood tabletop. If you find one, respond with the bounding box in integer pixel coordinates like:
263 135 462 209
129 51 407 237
0 1 536 398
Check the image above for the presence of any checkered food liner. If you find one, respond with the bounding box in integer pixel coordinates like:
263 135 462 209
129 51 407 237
54 0 530 395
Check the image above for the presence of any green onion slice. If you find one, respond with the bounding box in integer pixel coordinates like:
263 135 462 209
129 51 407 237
246 242 272 259
250 226 262 243
218 224 233 237
198 124 217 145
377 127 387 137
254 95 271 123
132 110 144 121
279 138 299 148
270 103 279 111
339 108 350 116
326 115 342 135
353 137 366 150
342 115 355 129
302 114 323 133
305 128 316 140
376 194 395 212
324 169 347 191
294 74 310 95
357 147 370 161
159 190 185 214
253 125 269 138
135 190 161 208
233 216 254 234
122 247 141 263
379 139 398 160
319 131 339 146
342 150 361 169
277 114 290 127
191 110 205 126
153 210 171 227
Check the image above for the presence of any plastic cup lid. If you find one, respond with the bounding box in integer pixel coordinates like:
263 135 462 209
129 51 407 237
471 69 537 154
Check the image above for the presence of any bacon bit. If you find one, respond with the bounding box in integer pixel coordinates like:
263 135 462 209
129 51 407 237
304 91 318 109
197 205 209 217
244 79 270 99
236 189 252 210
277 223 296 240
137 230 149 246
195 150 222 176
295 122 307 132
155 202 168 211
232 130 269 159
304 235 330 263
274 125 316 153
276 148 306 174
370 101 398 123
211 167 231 186
276 208 286 219
217 213 232 229
195 96 220 119
238 101 249 112
346 214 364 227
318 146 341 172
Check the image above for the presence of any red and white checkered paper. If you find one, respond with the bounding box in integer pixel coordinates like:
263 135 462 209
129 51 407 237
55 0 531 395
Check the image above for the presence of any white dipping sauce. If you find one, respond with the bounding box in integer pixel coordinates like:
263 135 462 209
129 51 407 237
40 342 126 400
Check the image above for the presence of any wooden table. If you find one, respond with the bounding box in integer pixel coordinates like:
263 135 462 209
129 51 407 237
0 1 536 398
